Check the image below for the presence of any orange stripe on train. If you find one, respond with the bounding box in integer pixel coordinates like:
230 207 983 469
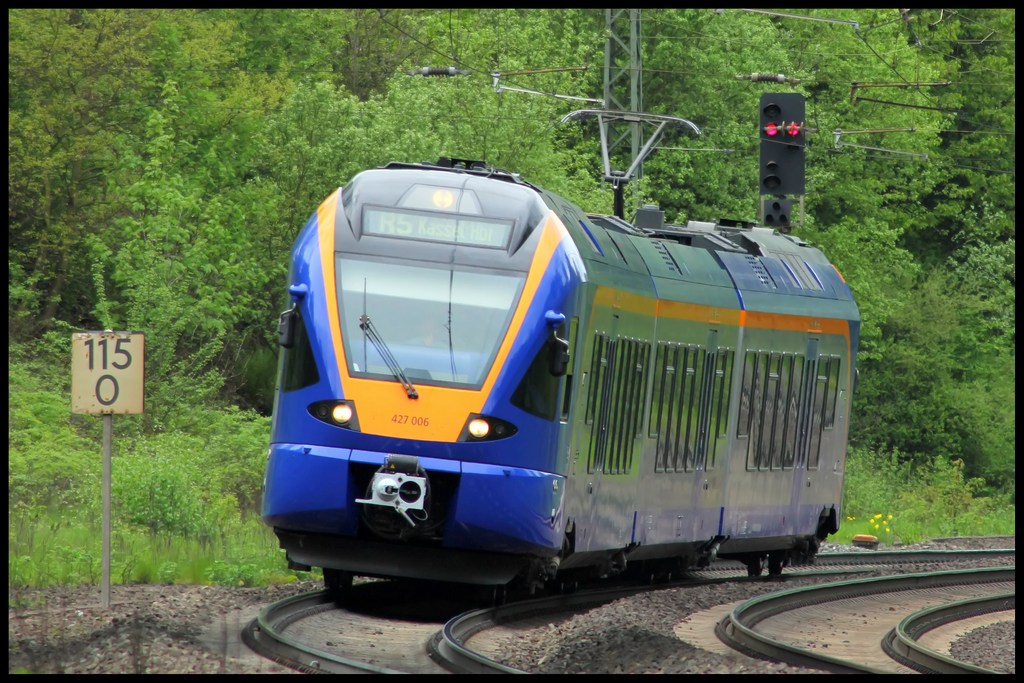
593 285 850 335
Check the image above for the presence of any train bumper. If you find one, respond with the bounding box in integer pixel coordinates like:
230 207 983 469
262 444 564 569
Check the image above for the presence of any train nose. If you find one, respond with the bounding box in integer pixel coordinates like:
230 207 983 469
355 455 429 526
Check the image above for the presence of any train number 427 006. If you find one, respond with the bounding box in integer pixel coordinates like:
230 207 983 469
392 414 430 427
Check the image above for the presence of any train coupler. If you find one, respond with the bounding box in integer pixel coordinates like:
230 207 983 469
355 454 429 526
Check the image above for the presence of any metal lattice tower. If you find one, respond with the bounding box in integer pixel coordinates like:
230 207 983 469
603 9 642 174
565 9 698 217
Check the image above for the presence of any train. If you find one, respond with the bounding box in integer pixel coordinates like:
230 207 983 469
261 157 859 593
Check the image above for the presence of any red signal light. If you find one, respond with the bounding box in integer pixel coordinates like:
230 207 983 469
786 122 802 136
764 122 779 137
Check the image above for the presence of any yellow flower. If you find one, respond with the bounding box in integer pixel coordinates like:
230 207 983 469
847 516 856 521
873 523 880 530
887 514 893 520
874 513 883 519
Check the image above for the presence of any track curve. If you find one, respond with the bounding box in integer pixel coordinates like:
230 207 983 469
715 566 1015 674
243 549 1015 674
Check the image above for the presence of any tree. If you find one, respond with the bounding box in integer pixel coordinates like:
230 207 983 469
9 10 158 337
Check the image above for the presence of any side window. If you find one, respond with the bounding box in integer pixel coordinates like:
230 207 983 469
762 352 781 470
597 336 648 475
737 350 756 439
681 346 703 471
559 317 579 423
706 348 734 468
585 334 607 425
588 336 615 473
606 338 631 474
807 356 831 469
770 354 789 469
510 338 561 420
649 342 669 439
737 351 804 471
280 309 320 392
668 346 695 472
746 352 769 470
823 354 841 430
653 343 679 472
782 354 802 469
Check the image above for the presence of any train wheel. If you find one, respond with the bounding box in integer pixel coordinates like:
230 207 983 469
767 551 786 576
745 555 767 577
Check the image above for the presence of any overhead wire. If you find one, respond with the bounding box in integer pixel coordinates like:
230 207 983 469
373 9 603 169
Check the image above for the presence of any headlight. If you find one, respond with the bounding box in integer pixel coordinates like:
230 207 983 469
332 403 353 424
468 418 490 438
458 413 517 442
308 400 360 431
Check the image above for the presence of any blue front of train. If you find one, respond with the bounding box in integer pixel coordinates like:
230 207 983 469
261 164 586 585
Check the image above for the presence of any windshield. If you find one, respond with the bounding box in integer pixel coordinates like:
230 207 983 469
337 257 525 388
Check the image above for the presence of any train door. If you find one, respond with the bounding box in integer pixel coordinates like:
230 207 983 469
683 330 735 541
647 327 734 546
554 315 580 470
567 305 619 553
789 337 820 520
791 336 846 531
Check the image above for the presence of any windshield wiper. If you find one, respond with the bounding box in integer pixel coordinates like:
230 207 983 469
358 314 419 399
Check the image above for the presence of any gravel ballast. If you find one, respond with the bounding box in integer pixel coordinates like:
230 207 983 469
7 537 1014 674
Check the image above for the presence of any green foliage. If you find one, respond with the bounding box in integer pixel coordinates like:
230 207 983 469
9 343 273 586
114 437 210 537
7 519 104 586
157 561 179 584
111 416 269 539
204 559 262 587
839 446 1015 544
852 267 1015 492
895 455 1008 538
9 342 101 511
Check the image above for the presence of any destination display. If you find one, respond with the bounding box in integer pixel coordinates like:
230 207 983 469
363 207 512 249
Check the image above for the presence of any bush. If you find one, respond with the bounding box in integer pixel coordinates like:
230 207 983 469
841 446 1015 544
8 360 102 510
112 432 250 545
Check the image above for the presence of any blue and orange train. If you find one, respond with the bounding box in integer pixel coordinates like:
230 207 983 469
261 158 859 592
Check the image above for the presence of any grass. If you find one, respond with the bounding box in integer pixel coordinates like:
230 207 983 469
8 511 311 589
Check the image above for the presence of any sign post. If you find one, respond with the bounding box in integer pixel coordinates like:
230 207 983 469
71 330 145 608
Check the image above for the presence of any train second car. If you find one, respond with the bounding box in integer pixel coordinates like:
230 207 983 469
262 158 859 589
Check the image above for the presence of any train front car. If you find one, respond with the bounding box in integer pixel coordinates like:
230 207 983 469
262 160 585 589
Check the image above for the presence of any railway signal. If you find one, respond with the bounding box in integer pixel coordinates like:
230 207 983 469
762 197 794 230
759 93 806 196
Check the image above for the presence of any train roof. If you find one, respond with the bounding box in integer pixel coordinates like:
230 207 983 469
363 159 857 317
581 210 855 317
532 189 856 318
379 158 540 191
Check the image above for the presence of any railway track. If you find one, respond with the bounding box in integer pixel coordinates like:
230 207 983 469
716 566 1015 674
242 549 1015 674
